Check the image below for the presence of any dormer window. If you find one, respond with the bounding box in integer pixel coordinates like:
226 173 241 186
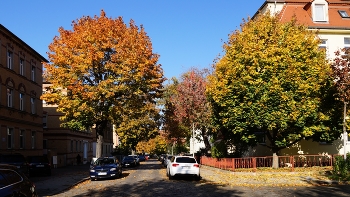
339 10 350 18
312 0 329 22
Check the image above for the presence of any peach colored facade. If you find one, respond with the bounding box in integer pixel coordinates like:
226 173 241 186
248 0 350 157
43 83 114 167
0 24 47 157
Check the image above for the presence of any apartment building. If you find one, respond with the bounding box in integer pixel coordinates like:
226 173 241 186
0 24 47 157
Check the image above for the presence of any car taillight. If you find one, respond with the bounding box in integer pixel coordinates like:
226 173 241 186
172 163 179 167
193 164 200 168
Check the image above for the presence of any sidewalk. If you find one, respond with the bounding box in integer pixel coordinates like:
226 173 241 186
31 164 90 197
200 165 339 187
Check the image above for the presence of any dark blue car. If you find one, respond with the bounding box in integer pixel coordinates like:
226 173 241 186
0 164 37 197
90 157 122 181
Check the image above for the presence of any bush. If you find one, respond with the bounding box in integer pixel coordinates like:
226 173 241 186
332 154 350 180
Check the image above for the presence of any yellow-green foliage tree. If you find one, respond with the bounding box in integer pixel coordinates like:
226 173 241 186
136 135 167 155
207 12 342 163
42 10 165 157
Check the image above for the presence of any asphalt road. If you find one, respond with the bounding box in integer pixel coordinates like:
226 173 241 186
30 159 350 197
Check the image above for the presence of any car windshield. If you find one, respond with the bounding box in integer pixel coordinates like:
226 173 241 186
175 157 196 163
94 158 114 165
123 156 134 160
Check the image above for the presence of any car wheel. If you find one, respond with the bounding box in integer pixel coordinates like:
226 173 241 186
195 175 200 181
168 171 173 180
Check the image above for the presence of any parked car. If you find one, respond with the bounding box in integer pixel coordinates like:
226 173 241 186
0 164 38 197
0 153 29 175
90 156 122 181
129 155 140 166
166 156 200 180
138 155 146 162
121 156 137 167
163 155 174 167
26 156 51 176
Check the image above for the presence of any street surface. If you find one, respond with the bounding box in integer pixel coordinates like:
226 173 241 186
30 159 350 197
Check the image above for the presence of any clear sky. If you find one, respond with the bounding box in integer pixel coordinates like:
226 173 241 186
0 0 263 81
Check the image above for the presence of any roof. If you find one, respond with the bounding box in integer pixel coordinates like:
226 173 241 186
0 24 48 63
255 0 350 30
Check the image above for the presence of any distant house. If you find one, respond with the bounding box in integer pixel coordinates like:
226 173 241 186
247 0 350 157
0 24 47 157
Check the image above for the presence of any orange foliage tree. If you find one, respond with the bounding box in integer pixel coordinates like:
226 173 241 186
41 10 165 157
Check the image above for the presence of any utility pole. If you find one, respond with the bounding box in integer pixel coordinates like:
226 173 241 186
192 123 195 157
344 101 348 159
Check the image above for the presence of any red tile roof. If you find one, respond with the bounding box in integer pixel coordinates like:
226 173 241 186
262 0 350 29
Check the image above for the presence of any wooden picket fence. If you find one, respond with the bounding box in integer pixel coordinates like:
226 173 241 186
199 154 337 172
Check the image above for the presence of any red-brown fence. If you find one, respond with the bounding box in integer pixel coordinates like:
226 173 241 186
200 154 335 172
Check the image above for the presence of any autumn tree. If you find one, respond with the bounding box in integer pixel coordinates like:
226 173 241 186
170 67 213 154
135 135 167 155
162 78 189 146
41 10 165 158
331 48 350 158
207 12 342 166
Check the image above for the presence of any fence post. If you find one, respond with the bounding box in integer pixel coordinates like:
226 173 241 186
232 158 235 172
252 157 256 172
290 156 294 172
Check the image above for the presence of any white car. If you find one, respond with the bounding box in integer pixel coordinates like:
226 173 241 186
166 156 200 180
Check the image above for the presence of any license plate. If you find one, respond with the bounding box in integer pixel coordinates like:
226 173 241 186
98 172 107 175
36 165 44 167
182 166 189 169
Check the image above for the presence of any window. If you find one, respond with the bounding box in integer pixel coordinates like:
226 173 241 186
20 130 25 149
31 65 35 81
76 141 78 151
43 114 47 128
19 93 24 111
43 139 47 149
31 97 35 114
314 4 327 21
339 10 350 18
7 51 13 69
71 140 73 152
319 39 328 57
19 58 24 75
255 132 266 144
7 88 13 107
31 131 36 149
345 37 350 50
7 128 13 149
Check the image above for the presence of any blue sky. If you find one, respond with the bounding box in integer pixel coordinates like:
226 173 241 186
0 0 263 81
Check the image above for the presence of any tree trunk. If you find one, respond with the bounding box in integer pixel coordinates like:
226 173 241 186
272 152 279 169
95 120 107 158
201 127 211 154
96 135 104 158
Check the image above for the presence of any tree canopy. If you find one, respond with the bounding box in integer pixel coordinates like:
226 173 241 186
162 68 213 152
206 12 342 155
41 10 165 155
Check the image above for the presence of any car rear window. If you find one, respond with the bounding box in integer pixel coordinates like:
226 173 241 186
29 156 48 163
175 157 196 163
0 155 25 162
